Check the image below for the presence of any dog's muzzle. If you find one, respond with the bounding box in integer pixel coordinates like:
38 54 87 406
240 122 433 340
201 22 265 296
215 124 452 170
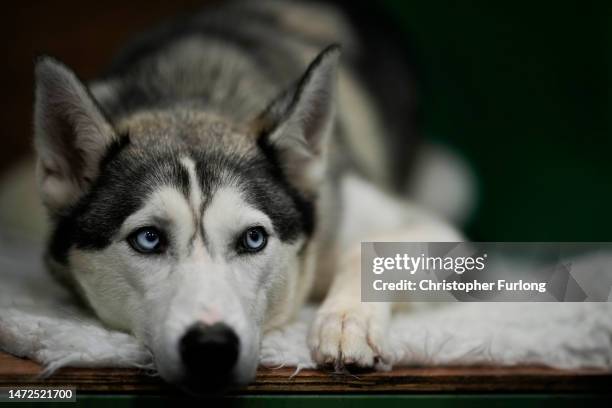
179 321 240 393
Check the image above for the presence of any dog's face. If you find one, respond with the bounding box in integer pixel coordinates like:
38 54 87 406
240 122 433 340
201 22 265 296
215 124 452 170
33 47 339 392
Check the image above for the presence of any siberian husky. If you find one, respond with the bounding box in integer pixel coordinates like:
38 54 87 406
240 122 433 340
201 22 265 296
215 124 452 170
21 0 464 393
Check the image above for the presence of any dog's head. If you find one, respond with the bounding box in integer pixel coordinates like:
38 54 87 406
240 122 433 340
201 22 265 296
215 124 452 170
33 46 339 392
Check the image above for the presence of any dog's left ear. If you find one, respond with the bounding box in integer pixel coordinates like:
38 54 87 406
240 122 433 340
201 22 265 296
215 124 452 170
256 45 340 194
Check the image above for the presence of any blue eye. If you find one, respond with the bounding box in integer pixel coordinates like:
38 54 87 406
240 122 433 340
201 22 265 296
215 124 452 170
241 227 267 253
129 227 165 254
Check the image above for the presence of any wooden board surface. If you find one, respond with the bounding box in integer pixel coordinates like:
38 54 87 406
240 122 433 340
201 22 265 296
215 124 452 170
0 352 610 394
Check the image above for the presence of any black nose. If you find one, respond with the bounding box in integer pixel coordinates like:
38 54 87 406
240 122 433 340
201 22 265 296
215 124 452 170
179 322 240 389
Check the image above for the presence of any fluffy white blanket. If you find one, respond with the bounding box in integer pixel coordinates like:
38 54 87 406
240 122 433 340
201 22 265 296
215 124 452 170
1 233 611 377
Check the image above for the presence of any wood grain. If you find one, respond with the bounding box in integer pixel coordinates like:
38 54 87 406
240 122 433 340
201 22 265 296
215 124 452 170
0 352 610 394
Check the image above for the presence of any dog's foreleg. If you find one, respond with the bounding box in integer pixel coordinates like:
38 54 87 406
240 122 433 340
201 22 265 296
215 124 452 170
308 175 463 371
308 243 393 371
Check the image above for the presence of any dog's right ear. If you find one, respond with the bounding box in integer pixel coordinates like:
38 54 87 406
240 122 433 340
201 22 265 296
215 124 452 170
34 57 117 215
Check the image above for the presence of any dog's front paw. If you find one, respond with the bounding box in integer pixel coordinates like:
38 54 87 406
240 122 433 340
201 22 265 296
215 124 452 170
308 306 391 372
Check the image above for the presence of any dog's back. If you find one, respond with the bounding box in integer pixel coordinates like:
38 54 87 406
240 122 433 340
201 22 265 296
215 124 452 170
91 0 420 191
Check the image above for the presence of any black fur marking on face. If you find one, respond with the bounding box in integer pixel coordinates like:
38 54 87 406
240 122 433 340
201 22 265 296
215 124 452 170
193 149 314 243
48 145 191 264
254 136 316 238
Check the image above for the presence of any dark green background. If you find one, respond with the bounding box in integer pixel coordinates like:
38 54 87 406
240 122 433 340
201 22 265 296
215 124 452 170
385 0 611 241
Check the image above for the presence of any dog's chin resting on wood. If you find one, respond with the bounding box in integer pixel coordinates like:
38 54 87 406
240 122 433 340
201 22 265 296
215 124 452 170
18 0 464 393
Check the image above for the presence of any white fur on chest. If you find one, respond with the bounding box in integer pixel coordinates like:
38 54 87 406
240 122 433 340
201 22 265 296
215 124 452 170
337 174 463 250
